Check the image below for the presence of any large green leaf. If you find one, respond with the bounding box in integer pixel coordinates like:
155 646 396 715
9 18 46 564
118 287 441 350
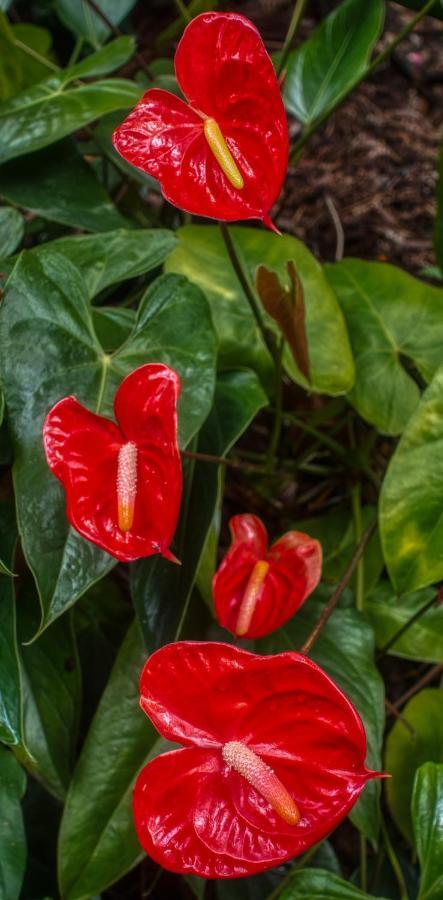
0 14 54 101
16 578 81 800
166 225 354 394
279 868 389 899
385 688 443 841
0 206 23 257
56 0 137 47
58 621 165 900
379 366 443 593
0 253 216 632
365 582 443 663
412 762 443 900
0 748 26 900
9 227 176 298
0 38 140 163
131 369 267 649
283 0 384 126
0 140 128 232
259 595 384 842
325 259 443 434
0 502 21 746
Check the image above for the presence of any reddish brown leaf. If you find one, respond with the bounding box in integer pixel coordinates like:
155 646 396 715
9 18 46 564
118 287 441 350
256 261 311 382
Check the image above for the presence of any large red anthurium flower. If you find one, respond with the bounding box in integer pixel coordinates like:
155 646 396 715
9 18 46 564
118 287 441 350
134 641 381 878
43 364 182 563
112 13 288 230
213 514 322 638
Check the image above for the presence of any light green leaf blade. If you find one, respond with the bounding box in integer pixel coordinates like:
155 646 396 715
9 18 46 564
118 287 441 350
385 688 443 841
412 762 443 900
379 365 443 593
0 502 21 746
284 0 384 126
325 258 443 434
0 14 54 102
279 868 389 899
0 748 27 900
364 582 443 663
56 0 137 48
0 206 23 258
435 143 443 271
166 225 354 395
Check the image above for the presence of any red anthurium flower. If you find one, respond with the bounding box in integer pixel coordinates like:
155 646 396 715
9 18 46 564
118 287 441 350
213 514 322 638
43 364 182 563
112 13 288 230
134 641 380 878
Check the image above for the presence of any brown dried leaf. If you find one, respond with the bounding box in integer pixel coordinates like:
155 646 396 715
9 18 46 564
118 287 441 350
256 261 311 382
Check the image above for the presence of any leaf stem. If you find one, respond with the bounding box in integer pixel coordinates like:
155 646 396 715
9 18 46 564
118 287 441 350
380 816 409 900
351 483 365 612
377 592 439 659
277 0 310 78
173 0 192 22
267 337 285 469
289 0 438 161
360 834 368 893
300 519 376 654
83 0 155 79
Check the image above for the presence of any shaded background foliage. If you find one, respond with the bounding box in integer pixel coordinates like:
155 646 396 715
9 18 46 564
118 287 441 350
0 1 442 899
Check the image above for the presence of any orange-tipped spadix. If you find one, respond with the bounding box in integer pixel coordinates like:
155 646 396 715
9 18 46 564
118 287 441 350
222 740 300 826
117 441 138 532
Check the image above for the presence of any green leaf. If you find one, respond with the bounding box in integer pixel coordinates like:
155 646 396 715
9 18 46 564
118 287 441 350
92 306 136 352
0 39 139 163
379 365 443 593
165 225 354 395
436 144 443 271
56 0 137 48
412 762 443 900
278 868 389 899
131 369 267 650
58 621 165 900
0 140 129 232
326 258 443 433
394 0 443 19
385 688 443 841
16 577 81 800
365 582 443 663
259 596 384 842
15 227 176 298
0 502 22 746
283 0 384 126
0 206 23 258
0 14 54 101
0 253 216 632
0 748 27 900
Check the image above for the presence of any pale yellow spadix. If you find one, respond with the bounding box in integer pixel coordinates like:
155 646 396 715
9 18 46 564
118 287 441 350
203 118 244 189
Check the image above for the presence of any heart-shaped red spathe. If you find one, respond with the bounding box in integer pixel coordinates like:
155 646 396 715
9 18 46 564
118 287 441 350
213 514 322 638
43 363 182 562
133 641 379 878
112 13 288 229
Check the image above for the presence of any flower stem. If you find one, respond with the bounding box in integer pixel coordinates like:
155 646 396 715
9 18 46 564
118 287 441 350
360 834 367 893
377 592 439 659
267 338 285 469
173 0 191 23
289 0 438 161
351 483 365 612
380 816 409 900
300 519 376 654
277 0 310 78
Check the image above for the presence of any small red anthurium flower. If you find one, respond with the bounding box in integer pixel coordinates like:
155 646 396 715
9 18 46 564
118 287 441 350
134 641 381 878
213 514 322 638
112 13 288 231
43 364 182 563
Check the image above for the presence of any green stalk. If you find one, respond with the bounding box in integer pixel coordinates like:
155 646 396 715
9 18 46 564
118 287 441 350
174 0 191 23
351 483 365 612
277 0 310 77
380 816 409 900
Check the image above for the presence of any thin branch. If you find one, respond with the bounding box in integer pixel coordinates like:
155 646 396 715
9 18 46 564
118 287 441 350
377 592 439 659
384 698 415 736
300 519 376 654
390 663 443 712
83 0 154 79
277 0 310 78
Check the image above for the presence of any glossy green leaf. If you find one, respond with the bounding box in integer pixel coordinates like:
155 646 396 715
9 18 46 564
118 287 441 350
166 225 354 394
0 253 216 632
284 0 384 126
365 582 443 663
0 748 26 900
0 38 139 163
16 577 81 800
18 227 176 298
58 621 165 900
260 595 384 842
0 140 128 232
436 144 443 271
0 206 23 258
379 366 443 593
131 369 267 650
325 259 443 434
92 307 136 352
385 688 443 841
56 0 137 47
412 762 443 900
0 14 53 101
279 868 389 900
0 502 21 746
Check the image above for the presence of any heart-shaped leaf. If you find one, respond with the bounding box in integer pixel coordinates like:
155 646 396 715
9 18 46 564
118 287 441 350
0 747 27 900
412 762 443 900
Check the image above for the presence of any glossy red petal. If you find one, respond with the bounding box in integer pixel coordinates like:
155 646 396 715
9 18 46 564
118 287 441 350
112 14 288 224
43 365 182 562
214 519 322 638
135 643 378 877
